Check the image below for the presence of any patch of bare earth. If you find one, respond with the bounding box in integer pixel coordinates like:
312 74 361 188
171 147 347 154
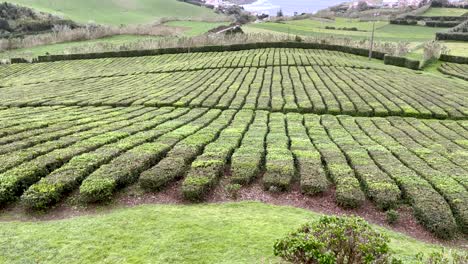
0 172 466 249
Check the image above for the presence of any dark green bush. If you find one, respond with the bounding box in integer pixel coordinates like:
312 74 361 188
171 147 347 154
386 209 399 225
425 21 461 27
436 32 468 41
384 55 420 70
439 54 468 64
389 20 418 25
274 215 392 264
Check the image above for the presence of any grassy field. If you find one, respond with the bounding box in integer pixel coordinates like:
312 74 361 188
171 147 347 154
0 48 466 241
0 20 230 59
165 21 229 37
0 202 454 263
0 35 164 59
422 7 468 17
6 0 225 25
245 18 450 43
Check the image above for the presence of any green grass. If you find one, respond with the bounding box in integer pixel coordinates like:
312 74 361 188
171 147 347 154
422 7 468 17
0 202 455 263
7 0 225 25
245 18 449 43
407 41 468 63
443 41 468 57
0 35 164 59
165 21 229 37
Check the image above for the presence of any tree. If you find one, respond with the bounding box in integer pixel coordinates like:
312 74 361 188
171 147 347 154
277 9 283 17
357 1 370 11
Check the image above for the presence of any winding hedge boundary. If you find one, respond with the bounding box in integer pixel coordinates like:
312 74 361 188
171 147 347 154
383 55 420 70
31 42 386 62
7 42 422 70
440 54 468 64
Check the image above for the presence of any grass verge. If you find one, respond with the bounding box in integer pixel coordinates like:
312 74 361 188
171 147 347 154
0 202 458 263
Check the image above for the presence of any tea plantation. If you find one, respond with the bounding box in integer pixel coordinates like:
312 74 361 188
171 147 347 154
0 47 467 240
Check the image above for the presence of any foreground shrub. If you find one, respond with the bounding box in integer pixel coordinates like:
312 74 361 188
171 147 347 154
416 249 468 264
274 215 392 264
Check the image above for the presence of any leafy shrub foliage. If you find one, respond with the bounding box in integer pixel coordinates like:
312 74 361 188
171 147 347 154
274 215 392 264
386 210 399 225
416 249 468 264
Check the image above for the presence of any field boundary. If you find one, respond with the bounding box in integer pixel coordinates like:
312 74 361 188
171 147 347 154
1 103 465 121
6 42 428 71
20 42 389 62
440 54 468 64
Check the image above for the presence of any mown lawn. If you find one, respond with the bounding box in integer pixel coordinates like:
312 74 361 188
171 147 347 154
422 7 468 17
6 0 225 25
0 202 454 263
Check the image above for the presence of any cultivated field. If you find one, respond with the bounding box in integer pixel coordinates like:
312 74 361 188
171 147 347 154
439 62 468 81
0 48 467 240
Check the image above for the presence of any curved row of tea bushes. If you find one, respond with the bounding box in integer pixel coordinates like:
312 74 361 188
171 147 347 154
21 107 192 209
182 110 254 201
0 106 466 238
2 64 465 119
2 49 387 87
0 107 160 205
139 110 237 191
344 117 459 239
79 108 219 202
286 113 329 195
371 118 468 234
262 113 296 191
0 107 150 174
230 111 268 185
321 115 401 210
0 107 130 154
439 62 468 81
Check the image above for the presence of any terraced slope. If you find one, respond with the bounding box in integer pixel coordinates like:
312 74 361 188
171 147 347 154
0 48 467 239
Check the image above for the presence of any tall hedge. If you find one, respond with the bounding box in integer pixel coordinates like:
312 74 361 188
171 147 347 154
440 54 468 64
436 32 468 41
32 42 386 63
384 55 420 70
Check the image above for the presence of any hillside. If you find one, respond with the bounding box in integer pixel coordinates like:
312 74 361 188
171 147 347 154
5 0 226 25
0 46 467 242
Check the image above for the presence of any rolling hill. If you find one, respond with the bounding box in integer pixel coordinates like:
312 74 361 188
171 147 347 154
5 0 226 25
